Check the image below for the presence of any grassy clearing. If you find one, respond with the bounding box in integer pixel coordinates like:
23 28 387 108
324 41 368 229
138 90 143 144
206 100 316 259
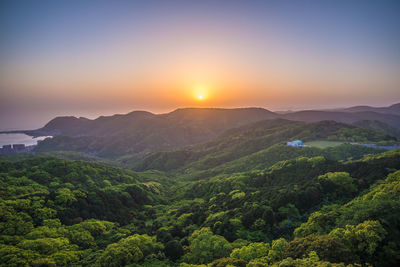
304 140 344 148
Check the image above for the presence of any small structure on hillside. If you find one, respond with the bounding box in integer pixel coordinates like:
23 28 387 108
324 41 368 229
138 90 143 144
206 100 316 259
287 140 304 147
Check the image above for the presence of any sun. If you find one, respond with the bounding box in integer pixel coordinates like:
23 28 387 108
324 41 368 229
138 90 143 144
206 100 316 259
194 85 208 101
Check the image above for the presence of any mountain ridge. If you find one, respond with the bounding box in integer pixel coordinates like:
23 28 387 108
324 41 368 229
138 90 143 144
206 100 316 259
3 104 400 158
3 103 399 135
36 103 400 136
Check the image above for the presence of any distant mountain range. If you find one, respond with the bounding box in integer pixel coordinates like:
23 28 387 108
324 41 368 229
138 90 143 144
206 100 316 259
332 103 400 115
31 102 400 135
36 108 278 137
3 103 399 158
31 108 279 157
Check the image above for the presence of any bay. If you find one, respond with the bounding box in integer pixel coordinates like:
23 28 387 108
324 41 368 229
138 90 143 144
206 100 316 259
0 133 51 147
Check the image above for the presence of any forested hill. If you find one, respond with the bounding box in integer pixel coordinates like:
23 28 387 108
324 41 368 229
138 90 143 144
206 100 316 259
24 103 400 137
126 119 395 173
352 119 400 140
282 110 400 128
335 102 400 115
34 108 278 137
31 103 400 138
33 108 278 157
19 104 396 158
35 118 399 160
0 157 169 225
1 149 400 266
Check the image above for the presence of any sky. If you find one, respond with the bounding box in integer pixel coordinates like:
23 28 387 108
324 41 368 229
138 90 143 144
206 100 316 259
1 0 400 130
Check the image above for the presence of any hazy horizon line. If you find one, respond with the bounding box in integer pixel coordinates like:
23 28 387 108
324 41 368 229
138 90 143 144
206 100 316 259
1 101 399 132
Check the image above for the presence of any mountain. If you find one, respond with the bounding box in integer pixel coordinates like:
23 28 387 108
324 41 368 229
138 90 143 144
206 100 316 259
282 110 400 129
127 119 394 174
338 102 400 115
34 108 278 157
9 103 395 158
353 120 400 140
34 108 277 137
31 103 400 139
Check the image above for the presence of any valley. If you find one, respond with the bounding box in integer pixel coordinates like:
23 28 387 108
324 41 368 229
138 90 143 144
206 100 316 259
1 105 400 266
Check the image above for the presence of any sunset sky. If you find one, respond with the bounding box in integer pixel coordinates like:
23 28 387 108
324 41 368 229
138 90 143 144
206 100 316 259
1 0 400 130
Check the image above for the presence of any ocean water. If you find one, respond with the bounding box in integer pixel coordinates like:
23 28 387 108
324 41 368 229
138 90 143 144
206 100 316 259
0 133 51 147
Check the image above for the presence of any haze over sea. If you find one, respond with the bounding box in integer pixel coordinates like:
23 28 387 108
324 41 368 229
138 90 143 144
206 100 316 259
0 133 51 146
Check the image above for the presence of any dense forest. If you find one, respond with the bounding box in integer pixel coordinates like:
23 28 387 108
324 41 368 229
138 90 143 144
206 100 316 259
1 148 400 266
2 115 400 266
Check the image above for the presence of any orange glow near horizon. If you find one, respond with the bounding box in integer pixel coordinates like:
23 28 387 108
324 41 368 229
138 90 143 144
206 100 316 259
194 85 208 101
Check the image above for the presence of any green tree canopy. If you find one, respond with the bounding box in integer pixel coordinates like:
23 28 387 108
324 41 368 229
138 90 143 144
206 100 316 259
184 228 232 264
